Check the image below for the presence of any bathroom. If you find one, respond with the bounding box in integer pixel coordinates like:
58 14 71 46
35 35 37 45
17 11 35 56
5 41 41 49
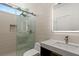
0 3 79 56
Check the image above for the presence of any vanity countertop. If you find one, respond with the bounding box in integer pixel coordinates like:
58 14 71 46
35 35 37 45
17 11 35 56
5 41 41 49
41 39 79 56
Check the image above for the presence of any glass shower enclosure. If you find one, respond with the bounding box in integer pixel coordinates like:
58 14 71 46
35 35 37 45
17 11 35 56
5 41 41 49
0 3 36 56
16 12 36 56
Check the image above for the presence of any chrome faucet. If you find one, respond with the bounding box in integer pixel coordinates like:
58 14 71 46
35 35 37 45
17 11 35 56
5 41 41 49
64 35 69 44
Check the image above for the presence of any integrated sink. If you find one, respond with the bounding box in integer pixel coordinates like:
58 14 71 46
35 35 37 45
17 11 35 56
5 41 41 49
53 42 79 53
41 39 79 56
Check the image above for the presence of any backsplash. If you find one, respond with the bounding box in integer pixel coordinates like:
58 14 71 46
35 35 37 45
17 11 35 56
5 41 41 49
51 32 79 44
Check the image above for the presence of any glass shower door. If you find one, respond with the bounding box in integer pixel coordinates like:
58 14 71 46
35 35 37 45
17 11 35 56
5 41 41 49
16 15 35 56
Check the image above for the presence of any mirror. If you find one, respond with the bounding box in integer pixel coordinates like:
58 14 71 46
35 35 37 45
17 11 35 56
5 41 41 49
53 3 79 32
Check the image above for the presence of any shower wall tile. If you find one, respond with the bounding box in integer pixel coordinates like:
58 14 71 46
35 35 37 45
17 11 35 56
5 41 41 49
0 11 16 55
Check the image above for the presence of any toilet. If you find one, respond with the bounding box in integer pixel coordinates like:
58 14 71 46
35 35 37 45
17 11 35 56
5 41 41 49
23 42 40 56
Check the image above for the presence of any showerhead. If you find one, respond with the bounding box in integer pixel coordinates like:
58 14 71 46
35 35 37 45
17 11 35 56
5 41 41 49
20 11 27 17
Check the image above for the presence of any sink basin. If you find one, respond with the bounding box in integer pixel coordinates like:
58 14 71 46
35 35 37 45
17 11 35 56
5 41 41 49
53 42 79 51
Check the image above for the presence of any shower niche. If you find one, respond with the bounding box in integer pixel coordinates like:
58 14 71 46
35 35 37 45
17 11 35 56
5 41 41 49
10 24 16 32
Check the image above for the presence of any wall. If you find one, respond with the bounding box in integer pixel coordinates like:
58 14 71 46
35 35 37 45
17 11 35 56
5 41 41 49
30 3 53 42
0 11 16 55
22 3 53 42
28 3 51 42
51 3 79 44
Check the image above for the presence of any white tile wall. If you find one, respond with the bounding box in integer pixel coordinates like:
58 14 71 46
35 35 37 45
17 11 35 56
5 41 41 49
0 11 16 55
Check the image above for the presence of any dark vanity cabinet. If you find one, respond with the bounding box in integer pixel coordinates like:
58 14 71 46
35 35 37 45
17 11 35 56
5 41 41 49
41 47 62 56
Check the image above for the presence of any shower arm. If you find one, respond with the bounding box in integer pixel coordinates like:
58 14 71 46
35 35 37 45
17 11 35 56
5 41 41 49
17 7 36 16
